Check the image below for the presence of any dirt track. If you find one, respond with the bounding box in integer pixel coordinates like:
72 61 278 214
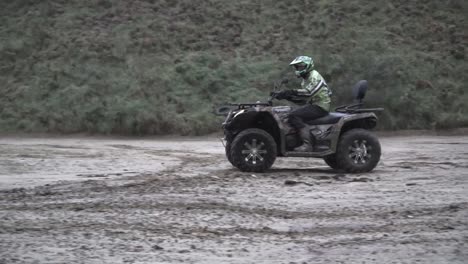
0 135 467 264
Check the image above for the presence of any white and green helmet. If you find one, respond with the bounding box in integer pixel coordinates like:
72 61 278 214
290 56 314 77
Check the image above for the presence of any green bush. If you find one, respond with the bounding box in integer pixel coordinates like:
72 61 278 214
0 0 466 135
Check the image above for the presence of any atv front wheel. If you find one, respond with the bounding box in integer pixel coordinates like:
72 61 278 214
323 154 340 170
336 129 381 173
230 128 277 172
225 141 234 166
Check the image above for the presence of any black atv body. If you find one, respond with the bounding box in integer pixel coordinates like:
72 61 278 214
219 80 383 173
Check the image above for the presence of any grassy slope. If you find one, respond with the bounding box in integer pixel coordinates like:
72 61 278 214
0 0 467 135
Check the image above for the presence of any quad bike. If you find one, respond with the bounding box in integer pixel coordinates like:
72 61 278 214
217 80 383 173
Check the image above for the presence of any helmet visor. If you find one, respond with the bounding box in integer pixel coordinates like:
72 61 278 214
293 63 307 71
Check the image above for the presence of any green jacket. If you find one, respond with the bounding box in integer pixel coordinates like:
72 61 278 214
295 70 331 111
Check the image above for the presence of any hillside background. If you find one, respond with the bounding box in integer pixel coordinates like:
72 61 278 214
0 0 467 135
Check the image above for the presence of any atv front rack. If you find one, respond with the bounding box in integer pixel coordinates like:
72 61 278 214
215 102 271 116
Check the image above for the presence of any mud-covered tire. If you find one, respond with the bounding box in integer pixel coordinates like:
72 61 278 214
230 128 277 172
225 141 234 166
323 154 340 170
336 129 381 173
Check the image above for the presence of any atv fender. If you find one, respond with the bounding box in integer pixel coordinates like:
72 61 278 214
329 113 378 153
224 111 281 152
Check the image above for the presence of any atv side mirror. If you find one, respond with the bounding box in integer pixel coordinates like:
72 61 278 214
352 80 368 103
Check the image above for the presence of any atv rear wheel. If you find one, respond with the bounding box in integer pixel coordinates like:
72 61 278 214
323 154 340 170
336 129 381 173
230 128 277 172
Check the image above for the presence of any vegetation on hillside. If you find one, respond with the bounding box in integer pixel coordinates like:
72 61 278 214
0 0 467 135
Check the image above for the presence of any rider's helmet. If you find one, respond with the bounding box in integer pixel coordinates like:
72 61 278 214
289 56 314 78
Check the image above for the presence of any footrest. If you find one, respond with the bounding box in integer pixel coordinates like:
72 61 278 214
285 150 332 157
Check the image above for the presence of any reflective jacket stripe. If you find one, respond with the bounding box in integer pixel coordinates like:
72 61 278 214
298 79 326 97
308 79 326 96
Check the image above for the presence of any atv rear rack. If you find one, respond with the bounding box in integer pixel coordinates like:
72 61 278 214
335 103 384 114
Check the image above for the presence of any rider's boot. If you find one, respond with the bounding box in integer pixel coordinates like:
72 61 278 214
294 128 313 152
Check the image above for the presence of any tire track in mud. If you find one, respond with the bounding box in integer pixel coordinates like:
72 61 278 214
0 148 221 195
2 218 464 243
2 145 466 224
1 136 468 263
2 195 467 221
3 176 467 248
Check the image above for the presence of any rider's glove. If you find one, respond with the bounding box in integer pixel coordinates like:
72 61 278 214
276 90 297 100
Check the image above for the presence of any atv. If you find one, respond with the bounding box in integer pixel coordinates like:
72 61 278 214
218 80 383 173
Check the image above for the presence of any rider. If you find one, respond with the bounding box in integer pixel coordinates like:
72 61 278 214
275 56 331 152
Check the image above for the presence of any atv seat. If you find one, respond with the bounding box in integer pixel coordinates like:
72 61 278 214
305 112 347 125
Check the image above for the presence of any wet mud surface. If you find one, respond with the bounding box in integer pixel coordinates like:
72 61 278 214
0 136 467 264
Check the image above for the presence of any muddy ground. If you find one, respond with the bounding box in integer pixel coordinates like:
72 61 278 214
0 135 467 264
